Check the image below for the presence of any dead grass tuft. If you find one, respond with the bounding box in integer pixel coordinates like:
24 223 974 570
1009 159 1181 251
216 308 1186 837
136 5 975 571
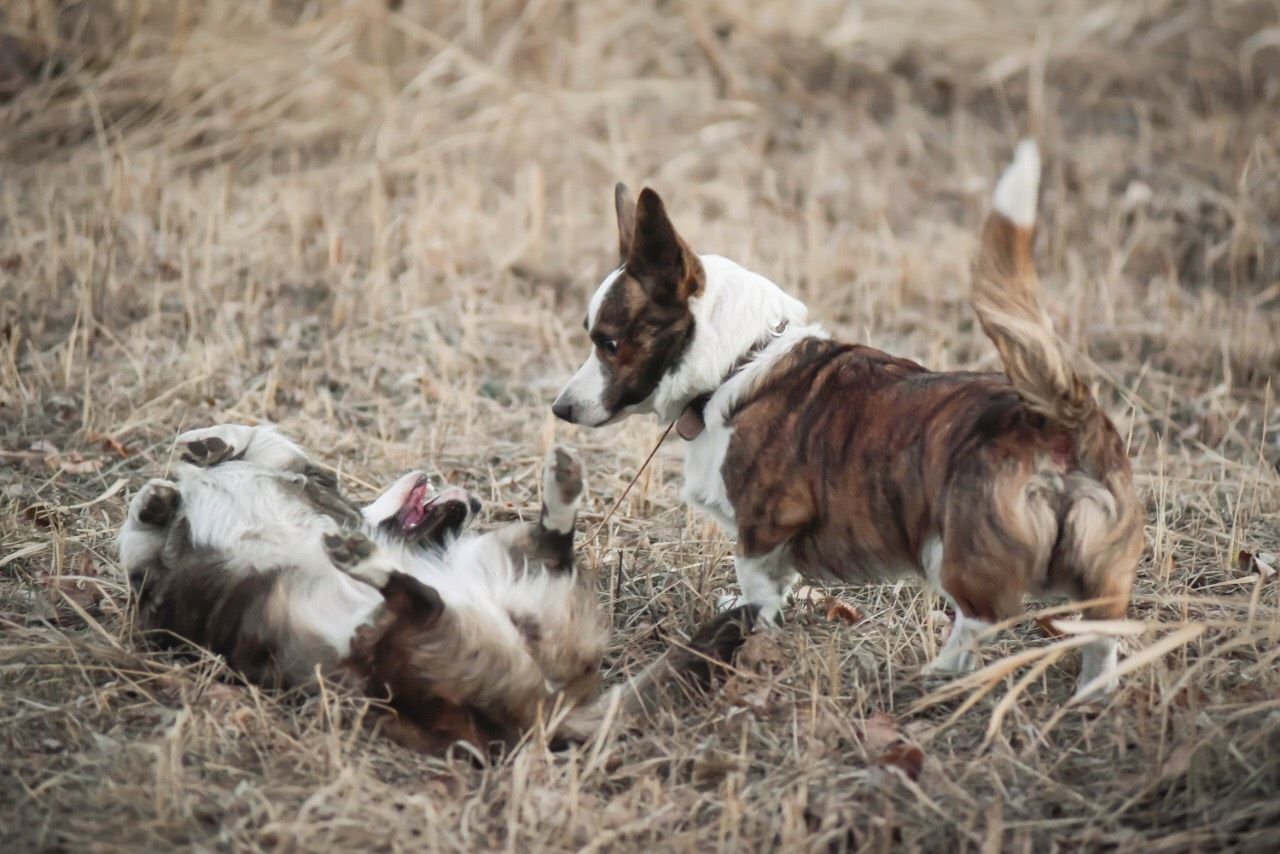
3 0 1280 849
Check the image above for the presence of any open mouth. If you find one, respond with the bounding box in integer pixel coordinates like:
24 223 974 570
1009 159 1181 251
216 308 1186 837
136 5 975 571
396 476 436 532
395 476 480 542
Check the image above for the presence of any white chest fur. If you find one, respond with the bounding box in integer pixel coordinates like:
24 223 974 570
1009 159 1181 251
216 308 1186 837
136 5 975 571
679 411 737 531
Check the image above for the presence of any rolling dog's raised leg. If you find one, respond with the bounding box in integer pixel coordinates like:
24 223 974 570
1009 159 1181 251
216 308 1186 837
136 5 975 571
176 424 310 471
178 424 362 529
494 446 585 574
324 531 444 621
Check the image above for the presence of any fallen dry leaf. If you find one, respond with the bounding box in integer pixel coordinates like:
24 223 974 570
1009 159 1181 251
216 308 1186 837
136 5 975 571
824 598 863 624
861 712 902 754
875 744 925 782
736 630 788 670
54 577 106 613
691 745 745 784
1236 550 1277 581
88 431 133 458
930 609 953 643
792 585 827 609
723 677 773 712
1157 744 1195 782
1035 617 1065 638
59 453 103 474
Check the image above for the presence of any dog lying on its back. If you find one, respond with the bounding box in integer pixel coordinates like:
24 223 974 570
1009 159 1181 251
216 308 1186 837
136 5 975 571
119 424 758 751
118 424 605 750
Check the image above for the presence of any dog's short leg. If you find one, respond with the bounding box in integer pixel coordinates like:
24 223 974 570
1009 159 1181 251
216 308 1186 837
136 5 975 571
535 446 584 573
323 531 394 588
324 531 444 621
541 446 584 535
118 478 181 588
731 549 796 624
922 610 991 675
1073 636 1119 703
493 446 585 574
176 424 308 470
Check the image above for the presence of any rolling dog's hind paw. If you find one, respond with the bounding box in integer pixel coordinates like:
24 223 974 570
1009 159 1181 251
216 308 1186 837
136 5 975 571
176 424 307 470
179 434 235 467
542 446 584 534
176 425 250 467
133 478 181 527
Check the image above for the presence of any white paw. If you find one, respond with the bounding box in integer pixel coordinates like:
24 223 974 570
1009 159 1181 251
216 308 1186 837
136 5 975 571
542 446 584 533
921 649 977 677
323 532 394 589
716 593 742 612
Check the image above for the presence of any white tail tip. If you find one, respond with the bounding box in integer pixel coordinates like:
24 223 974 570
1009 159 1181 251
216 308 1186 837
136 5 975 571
992 139 1040 228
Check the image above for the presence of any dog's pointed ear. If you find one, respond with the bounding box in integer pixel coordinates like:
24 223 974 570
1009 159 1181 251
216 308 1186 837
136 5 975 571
615 182 636 262
627 188 704 305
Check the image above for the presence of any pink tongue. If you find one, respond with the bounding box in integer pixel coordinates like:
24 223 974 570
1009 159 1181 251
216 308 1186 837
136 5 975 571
398 481 433 530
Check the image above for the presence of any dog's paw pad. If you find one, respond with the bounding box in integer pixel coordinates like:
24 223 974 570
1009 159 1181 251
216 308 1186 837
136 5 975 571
323 532 375 569
546 446 584 507
135 480 180 527
180 435 233 467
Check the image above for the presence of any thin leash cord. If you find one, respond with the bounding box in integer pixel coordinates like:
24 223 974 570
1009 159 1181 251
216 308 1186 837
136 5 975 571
589 420 676 543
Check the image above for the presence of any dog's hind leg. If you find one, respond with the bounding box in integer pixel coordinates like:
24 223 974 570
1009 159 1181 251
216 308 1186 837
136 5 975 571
535 446 585 573
494 445 585 575
924 473 1053 677
1058 475 1144 703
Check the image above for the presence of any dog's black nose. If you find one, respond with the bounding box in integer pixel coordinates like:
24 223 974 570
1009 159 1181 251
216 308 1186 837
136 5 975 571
552 400 575 423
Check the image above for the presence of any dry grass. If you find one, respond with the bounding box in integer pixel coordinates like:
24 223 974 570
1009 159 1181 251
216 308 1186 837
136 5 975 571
3 0 1280 849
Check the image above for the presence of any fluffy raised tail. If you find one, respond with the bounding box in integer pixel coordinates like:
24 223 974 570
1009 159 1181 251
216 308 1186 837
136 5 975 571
973 141 1096 430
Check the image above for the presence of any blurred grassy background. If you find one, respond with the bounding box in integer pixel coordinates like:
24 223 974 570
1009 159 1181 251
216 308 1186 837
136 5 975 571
2 1 1279 850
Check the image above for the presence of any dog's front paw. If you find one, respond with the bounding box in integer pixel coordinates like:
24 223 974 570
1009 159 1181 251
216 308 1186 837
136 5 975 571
323 531 376 570
324 531 399 591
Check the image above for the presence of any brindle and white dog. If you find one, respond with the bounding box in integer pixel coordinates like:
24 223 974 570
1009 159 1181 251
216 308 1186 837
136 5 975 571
552 143 1144 702
119 425 755 752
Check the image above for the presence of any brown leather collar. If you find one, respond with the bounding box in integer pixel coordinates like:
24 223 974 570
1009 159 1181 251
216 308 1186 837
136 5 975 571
676 320 789 441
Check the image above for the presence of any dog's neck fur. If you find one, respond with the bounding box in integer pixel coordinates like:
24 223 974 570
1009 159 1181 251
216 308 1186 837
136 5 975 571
650 254 812 422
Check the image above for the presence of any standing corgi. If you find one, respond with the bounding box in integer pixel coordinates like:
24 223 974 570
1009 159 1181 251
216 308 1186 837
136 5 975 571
553 143 1143 701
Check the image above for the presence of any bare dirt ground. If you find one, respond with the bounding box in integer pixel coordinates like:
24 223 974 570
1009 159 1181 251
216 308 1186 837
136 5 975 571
3 1 1280 850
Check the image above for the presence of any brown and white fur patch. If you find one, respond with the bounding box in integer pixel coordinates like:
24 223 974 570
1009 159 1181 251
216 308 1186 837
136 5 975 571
554 144 1144 703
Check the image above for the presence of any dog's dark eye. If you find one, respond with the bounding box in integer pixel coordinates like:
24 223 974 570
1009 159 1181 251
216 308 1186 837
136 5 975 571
598 338 619 355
